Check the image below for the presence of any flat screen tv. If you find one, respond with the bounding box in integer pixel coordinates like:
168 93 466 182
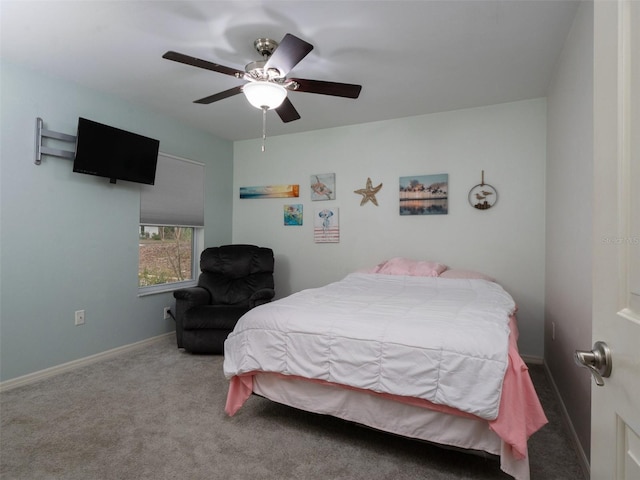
73 117 160 185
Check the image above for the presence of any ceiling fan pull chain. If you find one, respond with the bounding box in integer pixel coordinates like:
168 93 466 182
261 106 267 152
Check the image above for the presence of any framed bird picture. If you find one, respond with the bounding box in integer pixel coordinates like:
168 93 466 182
468 171 498 210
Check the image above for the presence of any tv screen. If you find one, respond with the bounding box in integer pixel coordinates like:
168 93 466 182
73 117 160 185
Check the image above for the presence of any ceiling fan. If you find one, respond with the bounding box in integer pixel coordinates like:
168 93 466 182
162 33 362 125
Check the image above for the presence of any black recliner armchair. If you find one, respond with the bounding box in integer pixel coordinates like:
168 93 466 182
172 244 275 354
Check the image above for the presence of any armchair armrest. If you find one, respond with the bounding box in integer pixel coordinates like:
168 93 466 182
249 288 276 308
173 287 210 324
173 286 210 306
172 286 211 349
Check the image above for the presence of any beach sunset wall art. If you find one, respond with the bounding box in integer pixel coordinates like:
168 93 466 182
399 174 448 215
239 184 300 199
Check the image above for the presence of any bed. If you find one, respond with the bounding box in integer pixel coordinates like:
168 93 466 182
223 258 547 480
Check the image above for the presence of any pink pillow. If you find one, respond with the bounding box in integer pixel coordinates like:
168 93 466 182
367 260 389 273
439 269 495 282
376 257 447 277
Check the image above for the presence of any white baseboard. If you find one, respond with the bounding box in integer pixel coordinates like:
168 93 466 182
0 332 175 393
543 362 591 480
521 354 544 365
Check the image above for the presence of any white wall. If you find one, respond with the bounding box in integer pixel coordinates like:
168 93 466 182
545 0 593 461
0 62 234 382
233 99 546 357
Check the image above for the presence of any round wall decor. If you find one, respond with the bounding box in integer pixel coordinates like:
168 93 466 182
468 171 498 210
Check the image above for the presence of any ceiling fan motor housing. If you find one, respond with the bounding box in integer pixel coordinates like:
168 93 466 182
253 38 279 57
248 38 283 80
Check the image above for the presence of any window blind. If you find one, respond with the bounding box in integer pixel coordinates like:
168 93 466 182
140 153 205 227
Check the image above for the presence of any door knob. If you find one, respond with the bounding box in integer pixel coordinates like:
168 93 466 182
574 341 612 386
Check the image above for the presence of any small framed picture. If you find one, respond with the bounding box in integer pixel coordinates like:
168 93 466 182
284 204 303 225
314 207 339 243
310 173 336 201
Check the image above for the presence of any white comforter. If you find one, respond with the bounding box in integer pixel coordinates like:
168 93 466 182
223 273 516 420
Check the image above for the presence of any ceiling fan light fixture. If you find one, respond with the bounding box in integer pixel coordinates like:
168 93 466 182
243 82 287 110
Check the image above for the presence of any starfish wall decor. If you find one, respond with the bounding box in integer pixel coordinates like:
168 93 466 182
354 177 383 206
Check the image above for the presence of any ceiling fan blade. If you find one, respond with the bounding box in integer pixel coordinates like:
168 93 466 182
264 34 313 76
275 97 301 123
289 78 362 99
194 86 244 104
163 51 245 78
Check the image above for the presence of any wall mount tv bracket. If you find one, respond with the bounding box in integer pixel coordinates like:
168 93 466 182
34 117 76 165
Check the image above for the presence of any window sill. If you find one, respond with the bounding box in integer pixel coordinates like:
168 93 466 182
138 280 197 297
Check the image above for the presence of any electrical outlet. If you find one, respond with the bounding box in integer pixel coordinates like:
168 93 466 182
163 307 171 320
75 310 85 326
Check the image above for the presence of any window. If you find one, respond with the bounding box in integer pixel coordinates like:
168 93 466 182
139 226 195 287
139 153 204 294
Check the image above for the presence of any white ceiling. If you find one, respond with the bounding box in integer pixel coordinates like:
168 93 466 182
0 0 580 141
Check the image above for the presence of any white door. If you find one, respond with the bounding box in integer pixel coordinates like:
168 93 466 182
589 1 640 479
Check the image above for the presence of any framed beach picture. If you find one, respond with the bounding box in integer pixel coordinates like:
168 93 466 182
284 204 303 225
239 184 299 199
399 174 448 215
314 207 339 243
310 173 336 201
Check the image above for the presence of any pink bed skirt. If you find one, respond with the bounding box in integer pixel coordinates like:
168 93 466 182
225 317 547 461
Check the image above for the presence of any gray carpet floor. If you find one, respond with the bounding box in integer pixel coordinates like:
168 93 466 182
0 334 586 479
